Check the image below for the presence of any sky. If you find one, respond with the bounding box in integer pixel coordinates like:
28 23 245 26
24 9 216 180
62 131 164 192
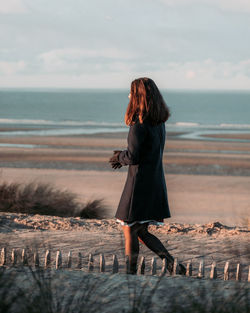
0 0 250 89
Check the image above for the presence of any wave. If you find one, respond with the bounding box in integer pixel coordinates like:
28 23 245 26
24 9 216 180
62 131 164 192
174 122 200 127
219 123 250 129
1 118 250 130
0 118 125 128
0 127 128 137
168 122 250 129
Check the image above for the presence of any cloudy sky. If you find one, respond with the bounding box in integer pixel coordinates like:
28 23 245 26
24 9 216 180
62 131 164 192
0 0 250 89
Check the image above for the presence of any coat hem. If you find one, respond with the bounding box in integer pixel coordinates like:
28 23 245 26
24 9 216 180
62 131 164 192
116 218 165 227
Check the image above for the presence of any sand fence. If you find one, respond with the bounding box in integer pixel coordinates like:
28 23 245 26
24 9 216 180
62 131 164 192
1 247 250 282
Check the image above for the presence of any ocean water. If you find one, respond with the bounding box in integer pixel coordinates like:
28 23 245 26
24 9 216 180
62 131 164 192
0 89 250 140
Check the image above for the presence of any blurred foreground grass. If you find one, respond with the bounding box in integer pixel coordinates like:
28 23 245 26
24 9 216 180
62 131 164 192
0 264 249 313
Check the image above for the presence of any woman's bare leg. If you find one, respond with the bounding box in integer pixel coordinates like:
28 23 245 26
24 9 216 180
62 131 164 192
122 224 140 274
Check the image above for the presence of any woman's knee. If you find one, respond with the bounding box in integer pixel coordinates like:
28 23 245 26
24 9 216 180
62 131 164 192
122 224 139 239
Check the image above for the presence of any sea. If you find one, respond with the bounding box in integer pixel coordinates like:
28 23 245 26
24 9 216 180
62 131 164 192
1 88 250 143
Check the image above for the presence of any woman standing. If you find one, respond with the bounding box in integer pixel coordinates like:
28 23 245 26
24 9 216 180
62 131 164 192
109 77 186 275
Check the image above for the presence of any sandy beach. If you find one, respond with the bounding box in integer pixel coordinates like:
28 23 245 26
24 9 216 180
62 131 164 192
0 126 250 313
0 130 249 282
0 131 250 226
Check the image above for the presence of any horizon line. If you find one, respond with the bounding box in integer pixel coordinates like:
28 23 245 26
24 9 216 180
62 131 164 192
1 87 250 92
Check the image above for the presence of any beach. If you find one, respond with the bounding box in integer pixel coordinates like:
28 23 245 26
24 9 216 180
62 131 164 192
0 130 250 226
0 129 249 270
0 123 250 311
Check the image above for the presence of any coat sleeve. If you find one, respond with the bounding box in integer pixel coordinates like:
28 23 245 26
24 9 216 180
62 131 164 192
118 122 147 166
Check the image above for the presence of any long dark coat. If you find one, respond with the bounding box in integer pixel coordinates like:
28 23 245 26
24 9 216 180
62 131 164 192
115 120 171 222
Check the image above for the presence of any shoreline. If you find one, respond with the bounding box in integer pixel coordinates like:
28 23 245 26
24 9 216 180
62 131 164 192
0 132 250 175
1 129 250 140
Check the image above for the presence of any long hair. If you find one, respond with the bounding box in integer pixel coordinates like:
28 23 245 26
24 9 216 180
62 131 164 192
125 77 170 126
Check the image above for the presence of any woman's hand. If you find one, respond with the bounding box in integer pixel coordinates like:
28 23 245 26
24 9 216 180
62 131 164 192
109 150 122 169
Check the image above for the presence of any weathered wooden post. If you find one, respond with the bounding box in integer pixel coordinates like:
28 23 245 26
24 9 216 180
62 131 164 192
210 261 217 279
56 250 62 269
11 249 17 266
67 251 72 268
99 253 105 273
34 251 39 268
138 256 145 275
161 258 167 276
186 260 192 277
1 247 6 266
224 261 230 280
173 258 178 276
151 257 157 275
236 263 242 281
88 253 94 272
112 254 119 274
197 258 205 278
22 249 28 265
77 252 82 269
45 250 51 268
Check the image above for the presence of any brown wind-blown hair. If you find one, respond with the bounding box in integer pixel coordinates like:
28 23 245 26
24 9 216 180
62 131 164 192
125 77 170 126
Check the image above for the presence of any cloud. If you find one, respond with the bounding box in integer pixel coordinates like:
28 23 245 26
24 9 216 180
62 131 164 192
165 58 250 79
159 0 250 13
1 58 250 89
0 0 28 14
39 48 135 61
37 48 136 73
0 60 26 75
147 58 250 89
186 70 196 79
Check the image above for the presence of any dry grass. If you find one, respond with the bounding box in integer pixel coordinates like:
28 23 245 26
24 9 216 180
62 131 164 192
0 181 107 219
0 265 249 313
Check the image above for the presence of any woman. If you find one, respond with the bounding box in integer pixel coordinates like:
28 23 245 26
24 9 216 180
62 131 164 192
109 77 186 275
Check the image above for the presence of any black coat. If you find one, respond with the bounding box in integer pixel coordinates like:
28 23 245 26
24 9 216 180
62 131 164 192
115 120 171 222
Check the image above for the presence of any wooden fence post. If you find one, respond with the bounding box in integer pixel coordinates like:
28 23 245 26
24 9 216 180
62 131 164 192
236 263 242 281
22 249 28 265
198 258 204 278
45 250 51 268
34 252 39 268
77 252 82 269
161 258 167 276
67 251 72 268
99 253 105 272
138 256 145 275
210 261 217 279
224 261 230 280
11 249 17 266
1 248 6 266
112 254 119 274
173 258 178 276
56 250 62 269
88 253 94 272
186 260 192 277
151 257 157 275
